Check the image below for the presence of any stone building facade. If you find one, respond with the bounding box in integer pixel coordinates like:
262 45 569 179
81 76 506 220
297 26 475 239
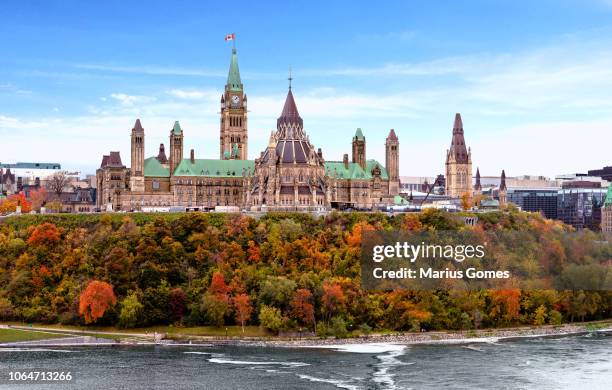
445 113 472 198
96 48 400 212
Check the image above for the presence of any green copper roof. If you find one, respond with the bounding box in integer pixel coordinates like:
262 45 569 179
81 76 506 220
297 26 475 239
172 121 182 134
144 157 170 177
354 128 365 140
605 184 612 206
226 48 242 92
174 158 255 178
394 195 408 205
324 159 388 180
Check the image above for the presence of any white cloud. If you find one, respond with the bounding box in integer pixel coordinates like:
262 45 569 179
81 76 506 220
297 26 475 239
0 115 48 129
110 93 156 107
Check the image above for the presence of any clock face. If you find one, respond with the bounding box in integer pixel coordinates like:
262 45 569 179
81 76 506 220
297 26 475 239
231 95 240 105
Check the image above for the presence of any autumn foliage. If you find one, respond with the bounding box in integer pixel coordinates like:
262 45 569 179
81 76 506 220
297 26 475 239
79 280 117 324
0 210 609 333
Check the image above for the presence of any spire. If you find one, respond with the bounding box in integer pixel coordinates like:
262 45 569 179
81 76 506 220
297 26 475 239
449 113 469 163
474 167 482 191
172 121 182 135
500 170 507 191
354 128 365 140
226 47 242 92
133 118 143 132
288 66 292 90
387 129 398 141
453 113 463 129
277 88 303 128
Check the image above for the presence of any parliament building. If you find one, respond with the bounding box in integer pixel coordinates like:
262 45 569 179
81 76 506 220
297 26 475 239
96 48 400 212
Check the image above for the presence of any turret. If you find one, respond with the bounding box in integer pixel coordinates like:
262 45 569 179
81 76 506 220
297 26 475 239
169 121 184 175
352 128 366 170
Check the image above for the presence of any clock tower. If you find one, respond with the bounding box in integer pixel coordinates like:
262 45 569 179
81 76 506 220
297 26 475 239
220 48 248 160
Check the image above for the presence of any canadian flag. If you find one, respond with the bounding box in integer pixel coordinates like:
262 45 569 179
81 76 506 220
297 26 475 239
224 33 235 41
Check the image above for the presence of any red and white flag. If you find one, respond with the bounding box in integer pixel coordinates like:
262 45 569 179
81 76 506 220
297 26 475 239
224 33 235 41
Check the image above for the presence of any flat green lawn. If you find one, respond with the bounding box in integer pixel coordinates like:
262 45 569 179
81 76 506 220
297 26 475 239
0 328 69 343
3 323 272 339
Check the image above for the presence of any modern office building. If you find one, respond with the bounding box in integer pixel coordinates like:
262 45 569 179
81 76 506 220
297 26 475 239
507 188 559 219
557 181 607 230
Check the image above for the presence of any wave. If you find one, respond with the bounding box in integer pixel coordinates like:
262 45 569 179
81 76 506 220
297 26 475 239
461 345 485 352
208 357 309 367
372 348 414 390
183 351 212 355
297 374 361 390
305 343 408 354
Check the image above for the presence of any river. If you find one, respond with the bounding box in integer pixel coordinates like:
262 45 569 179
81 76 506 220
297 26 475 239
1 331 610 389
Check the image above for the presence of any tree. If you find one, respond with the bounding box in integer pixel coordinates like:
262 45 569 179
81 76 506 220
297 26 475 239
46 171 70 198
78 280 117 324
321 282 346 321
259 305 283 334
202 293 230 327
233 293 253 332
27 222 61 247
0 193 31 214
533 305 547 326
460 192 472 211
290 289 315 328
118 291 143 328
169 288 187 323
209 272 229 296
29 188 47 211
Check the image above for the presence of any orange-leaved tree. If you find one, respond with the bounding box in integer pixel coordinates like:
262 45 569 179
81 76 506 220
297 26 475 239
233 293 252 332
79 280 117 324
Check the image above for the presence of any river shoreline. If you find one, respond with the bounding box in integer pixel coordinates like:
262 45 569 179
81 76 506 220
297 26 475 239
2 321 610 349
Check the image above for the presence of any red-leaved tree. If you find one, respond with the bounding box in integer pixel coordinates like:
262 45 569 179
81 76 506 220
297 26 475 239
79 280 117 324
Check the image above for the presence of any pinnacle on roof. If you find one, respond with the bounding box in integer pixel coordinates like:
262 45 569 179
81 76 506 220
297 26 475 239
354 128 365 140
474 167 482 191
226 47 242 92
157 143 168 164
133 118 143 132
172 121 182 134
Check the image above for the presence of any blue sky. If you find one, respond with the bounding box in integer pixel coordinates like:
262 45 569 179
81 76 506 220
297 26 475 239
1 0 612 177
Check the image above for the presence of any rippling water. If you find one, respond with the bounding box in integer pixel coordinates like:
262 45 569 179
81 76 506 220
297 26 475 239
0 332 610 389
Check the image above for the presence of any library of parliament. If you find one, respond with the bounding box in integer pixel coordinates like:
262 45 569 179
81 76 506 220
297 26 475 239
96 48 402 211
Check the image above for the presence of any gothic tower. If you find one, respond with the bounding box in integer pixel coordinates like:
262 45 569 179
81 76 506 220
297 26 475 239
499 169 507 206
130 118 145 192
474 167 482 195
220 48 248 160
445 113 472 198
352 128 366 169
169 121 184 175
385 129 400 195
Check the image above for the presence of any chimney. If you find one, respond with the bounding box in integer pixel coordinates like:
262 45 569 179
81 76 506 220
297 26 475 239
190 149 195 163
343 153 349 169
